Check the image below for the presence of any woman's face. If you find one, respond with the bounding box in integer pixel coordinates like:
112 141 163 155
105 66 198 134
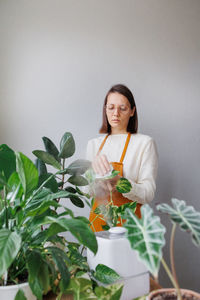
106 92 135 134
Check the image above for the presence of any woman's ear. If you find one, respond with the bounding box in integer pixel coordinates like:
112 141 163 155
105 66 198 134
130 106 135 117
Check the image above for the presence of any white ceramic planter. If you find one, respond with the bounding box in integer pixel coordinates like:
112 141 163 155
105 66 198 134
87 227 149 300
0 282 36 300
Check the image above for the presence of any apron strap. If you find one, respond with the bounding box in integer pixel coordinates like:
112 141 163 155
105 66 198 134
120 133 131 163
97 134 109 155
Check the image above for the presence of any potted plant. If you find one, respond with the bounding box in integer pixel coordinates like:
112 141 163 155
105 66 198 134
0 133 99 300
123 198 200 300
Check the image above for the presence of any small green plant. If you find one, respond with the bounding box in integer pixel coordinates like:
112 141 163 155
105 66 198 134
123 198 200 300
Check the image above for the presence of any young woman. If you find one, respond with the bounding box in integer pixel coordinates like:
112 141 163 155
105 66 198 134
87 84 158 232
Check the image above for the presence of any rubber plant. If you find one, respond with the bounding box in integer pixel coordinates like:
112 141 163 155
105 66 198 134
0 133 122 300
123 198 200 300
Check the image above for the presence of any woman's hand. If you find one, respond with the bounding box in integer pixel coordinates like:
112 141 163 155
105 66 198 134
92 154 111 176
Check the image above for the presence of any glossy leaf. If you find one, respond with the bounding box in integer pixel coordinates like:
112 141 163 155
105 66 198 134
14 289 27 300
7 172 23 202
157 198 200 246
0 229 21 276
35 158 47 175
116 177 132 193
27 250 43 300
93 264 120 284
33 150 61 170
69 194 84 208
42 136 60 162
16 152 39 197
45 216 97 254
124 204 166 278
66 159 91 175
38 173 58 192
59 132 75 159
68 175 88 186
0 144 16 181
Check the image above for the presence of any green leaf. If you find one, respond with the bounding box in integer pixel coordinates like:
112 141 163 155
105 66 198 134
69 194 84 208
117 201 137 215
16 152 39 197
0 229 21 276
45 217 97 254
27 250 43 300
93 264 120 284
116 177 132 193
103 170 120 180
95 284 123 300
66 159 91 175
157 198 200 247
33 150 61 170
38 173 58 193
7 172 23 201
0 144 16 181
124 204 166 278
47 247 70 292
35 158 47 175
68 175 88 186
59 132 75 159
42 136 60 162
14 289 27 300
65 278 96 300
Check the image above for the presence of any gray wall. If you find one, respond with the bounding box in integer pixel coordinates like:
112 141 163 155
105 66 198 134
0 0 200 292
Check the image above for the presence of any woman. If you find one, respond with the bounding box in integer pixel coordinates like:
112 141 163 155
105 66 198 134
87 84 158 232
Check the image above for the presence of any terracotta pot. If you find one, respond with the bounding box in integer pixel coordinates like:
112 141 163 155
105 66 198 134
0 282 36 300
147 288 200 300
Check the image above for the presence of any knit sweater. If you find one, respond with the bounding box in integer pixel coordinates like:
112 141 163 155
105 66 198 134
86 133 158 204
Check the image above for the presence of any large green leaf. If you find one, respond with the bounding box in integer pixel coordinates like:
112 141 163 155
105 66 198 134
59 132 75 159
0 229 21 276
33 150 61 170
42 136 60 162
93 264 120 284
65 278 96 300
16 152 39 197
69 194 84 208
0 144 16 181
124 204 166 278
66 159 91 175
38 173 58 193
45 216 97 254
157 198 200 247
68 175 88 186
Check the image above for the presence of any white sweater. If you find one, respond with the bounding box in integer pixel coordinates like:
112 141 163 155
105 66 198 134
86 133 158 204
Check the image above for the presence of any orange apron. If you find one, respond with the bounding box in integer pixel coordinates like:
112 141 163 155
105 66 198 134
89 133 141 232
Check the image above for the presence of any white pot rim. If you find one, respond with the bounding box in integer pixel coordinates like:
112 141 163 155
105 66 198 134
0 281 29 290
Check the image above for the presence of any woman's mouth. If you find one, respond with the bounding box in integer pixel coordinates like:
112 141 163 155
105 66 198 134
112 119 120 122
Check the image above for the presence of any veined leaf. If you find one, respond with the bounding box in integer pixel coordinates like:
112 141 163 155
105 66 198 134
124 204 166 278
33 150 61 170
95 283 123 300
59 132 75 159
93 264 120 284
157 198 200 246
116 178 132 193
16 152 39 197
42 136 60 162
38 173 58 193
0 229 21 276
65 278 96 299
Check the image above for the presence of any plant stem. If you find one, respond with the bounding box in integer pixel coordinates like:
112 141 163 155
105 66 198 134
170 223 180 288
161 258 182 300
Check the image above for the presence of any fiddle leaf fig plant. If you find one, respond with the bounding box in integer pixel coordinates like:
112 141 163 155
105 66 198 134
124 198 200 300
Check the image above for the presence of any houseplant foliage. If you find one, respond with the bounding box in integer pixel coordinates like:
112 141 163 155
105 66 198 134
0 134 99 300
123 198 200 300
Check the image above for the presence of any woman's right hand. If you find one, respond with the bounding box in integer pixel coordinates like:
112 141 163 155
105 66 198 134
92 154 111 176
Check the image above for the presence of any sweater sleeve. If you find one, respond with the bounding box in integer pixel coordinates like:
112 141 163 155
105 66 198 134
122 139 158 204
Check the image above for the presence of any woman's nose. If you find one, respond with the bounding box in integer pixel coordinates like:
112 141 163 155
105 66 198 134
113 107 120 116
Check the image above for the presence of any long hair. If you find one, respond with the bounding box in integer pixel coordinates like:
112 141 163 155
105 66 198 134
99 84 138 134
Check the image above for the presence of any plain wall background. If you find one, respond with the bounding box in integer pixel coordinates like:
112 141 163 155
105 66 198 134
0 0 200 292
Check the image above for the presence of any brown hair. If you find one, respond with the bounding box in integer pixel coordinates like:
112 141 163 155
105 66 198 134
99 84 138 134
